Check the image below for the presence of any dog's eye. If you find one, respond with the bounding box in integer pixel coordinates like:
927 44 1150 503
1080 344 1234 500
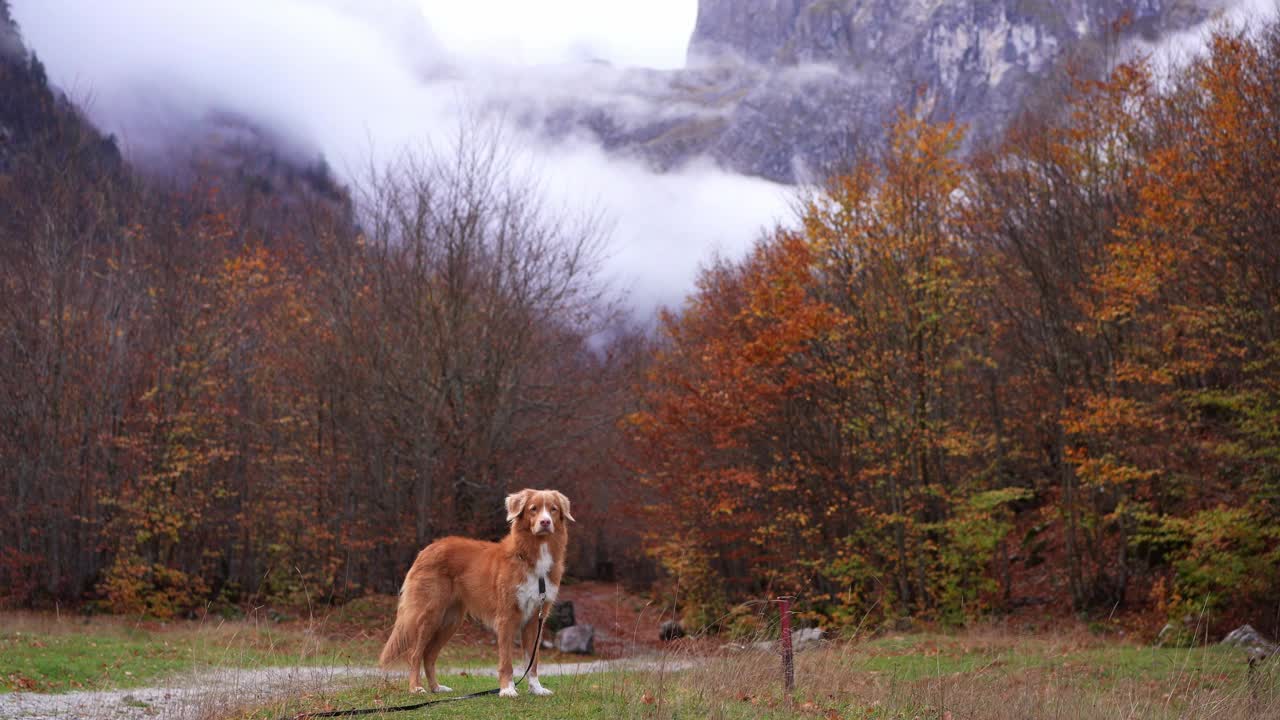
550 508 558 514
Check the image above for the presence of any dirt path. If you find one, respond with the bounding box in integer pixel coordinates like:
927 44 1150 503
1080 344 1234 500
0 659 693 720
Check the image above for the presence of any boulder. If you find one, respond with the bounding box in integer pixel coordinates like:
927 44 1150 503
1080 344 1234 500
547 601 576 632
556 624 595 655
748 627 825 653
659 620 686 642
1222 624 1279 658
792 627 825 652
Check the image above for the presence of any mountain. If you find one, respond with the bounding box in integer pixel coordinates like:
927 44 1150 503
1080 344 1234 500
525 0 1230 183
4 0 1238 188
0 0 122 181
0 1 349 236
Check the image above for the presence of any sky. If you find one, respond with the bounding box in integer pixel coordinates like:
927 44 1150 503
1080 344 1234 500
9 0 786 320
415 0 696 67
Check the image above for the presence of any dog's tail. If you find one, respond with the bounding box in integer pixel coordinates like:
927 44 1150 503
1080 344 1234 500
379 584 419 668
378 618 415 668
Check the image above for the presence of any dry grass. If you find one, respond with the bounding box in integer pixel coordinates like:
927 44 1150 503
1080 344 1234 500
7 596 1278 720
619 625 1280 720
224 624 1280 720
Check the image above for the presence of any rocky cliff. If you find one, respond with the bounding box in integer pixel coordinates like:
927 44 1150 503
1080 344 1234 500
534 0 1230 183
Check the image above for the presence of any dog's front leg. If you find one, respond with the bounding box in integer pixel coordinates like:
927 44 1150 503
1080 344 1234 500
521 613 553 696
496 613 518 698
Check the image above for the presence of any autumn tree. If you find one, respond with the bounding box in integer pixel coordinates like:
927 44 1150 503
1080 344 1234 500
1094 25 1280 630
633 115 1015 626
967 59 1156 611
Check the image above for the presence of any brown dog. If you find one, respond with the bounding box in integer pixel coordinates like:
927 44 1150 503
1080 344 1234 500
379 489 573 697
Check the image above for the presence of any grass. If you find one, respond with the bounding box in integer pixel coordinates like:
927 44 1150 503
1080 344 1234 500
0 604 503 695
0 612 369 694
234 672 639 720
660 629 1280 720
227 628 1280 720
5 604 1278 719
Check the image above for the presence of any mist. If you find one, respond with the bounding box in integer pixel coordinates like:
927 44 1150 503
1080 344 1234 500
1141 0 1280 67
9 0 789 320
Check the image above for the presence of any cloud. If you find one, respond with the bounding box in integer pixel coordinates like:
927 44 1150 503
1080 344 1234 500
1137 0 1280 69
416 0 697 68
10 0 788 319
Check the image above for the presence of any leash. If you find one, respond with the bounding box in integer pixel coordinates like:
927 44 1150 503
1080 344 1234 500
284 579 549 720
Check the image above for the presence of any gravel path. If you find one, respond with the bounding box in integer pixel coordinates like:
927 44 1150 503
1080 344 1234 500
0 659 693 720
0 665 389 720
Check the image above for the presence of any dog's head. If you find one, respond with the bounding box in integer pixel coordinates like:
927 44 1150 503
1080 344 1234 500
505 489 574 537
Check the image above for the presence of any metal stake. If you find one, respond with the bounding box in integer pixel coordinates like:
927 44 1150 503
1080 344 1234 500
778 597 794 693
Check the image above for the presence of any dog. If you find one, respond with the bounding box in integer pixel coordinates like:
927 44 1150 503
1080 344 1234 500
379 488 573 698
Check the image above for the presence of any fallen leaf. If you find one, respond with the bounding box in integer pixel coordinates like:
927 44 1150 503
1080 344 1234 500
7 673 38 691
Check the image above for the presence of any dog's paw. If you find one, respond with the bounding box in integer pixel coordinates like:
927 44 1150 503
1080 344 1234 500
498 686 519 698
432 684 453 693
529 684 554 696
410 686 428 695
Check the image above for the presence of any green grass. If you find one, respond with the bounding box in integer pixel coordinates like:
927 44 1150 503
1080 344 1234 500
0 607 591 697
232 632 1276 720
237 672 638 720
6 611 1277 720
848 632 1247 683
0 620 376 694
0 605 511 695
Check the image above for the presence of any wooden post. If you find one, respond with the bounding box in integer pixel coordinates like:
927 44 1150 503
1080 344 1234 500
778 597 794 693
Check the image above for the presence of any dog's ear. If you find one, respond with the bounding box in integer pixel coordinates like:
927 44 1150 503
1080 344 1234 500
552 491 575 523
505 489 532 523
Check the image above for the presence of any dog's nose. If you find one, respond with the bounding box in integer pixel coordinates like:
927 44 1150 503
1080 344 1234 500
539 519 551 529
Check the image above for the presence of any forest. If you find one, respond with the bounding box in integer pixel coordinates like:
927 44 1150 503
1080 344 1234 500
1 12 1278 645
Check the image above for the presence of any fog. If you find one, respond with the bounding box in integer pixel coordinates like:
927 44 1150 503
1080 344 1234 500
1141 0 1279 67
16 0 1274 321
9 0 788 320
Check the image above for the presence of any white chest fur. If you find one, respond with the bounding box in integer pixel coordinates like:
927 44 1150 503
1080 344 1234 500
516 543 559 621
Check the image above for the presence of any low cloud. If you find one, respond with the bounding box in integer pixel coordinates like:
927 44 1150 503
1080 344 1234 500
1137 0 1279 69
11 0 790 319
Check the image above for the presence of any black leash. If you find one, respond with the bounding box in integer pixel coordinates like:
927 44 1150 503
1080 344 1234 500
285 579 549 720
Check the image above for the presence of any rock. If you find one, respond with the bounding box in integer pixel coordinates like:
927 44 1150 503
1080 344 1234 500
547 601 576 632
792 627 824 652
749 627 825 653
555 624 595 655
1222 625 1279 658
659 620 686 642
541 639 554 650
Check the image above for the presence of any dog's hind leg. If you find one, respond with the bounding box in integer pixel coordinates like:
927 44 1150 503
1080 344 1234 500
421 604 462 693
406 599 449 694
